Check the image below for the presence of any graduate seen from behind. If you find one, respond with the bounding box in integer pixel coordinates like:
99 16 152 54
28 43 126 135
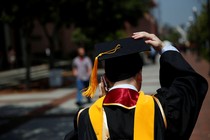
64 31 208 140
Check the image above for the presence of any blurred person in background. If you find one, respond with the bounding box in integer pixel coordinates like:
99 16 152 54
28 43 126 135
148 46 157 64
7 46 16 69
72 46 92 108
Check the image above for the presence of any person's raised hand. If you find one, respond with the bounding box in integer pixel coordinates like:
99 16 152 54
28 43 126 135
132 31 163 52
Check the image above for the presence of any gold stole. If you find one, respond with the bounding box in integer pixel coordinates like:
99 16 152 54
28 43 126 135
89 91 155 140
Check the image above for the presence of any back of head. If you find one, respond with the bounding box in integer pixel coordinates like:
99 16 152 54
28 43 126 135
105 53 143 82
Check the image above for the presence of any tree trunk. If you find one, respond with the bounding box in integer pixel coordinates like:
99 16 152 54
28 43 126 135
20 29 31 90
13 26 23 68
20 21 33 90
41 23 57 69
0 23 7 71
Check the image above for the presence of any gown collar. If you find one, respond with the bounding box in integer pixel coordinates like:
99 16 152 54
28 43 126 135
109 84 138 92
103 87 139 109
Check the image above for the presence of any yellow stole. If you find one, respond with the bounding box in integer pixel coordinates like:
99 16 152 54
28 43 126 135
89 91 155 140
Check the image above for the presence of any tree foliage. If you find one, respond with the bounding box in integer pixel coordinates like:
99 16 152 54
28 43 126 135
0 0 152 64
187 4 209 47
187 3 210 61
66 0 150 42
160 24 181 45
1 0 151 42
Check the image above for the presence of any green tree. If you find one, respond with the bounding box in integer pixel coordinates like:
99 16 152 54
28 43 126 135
187 3 210 61
74 0 150 42
1 0 151 66
160 24 181 45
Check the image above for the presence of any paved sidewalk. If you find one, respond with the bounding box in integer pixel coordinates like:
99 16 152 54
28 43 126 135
182 51 210 140
0 88 78 140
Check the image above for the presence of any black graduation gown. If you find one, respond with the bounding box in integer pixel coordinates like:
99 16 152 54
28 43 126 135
64 51 208 140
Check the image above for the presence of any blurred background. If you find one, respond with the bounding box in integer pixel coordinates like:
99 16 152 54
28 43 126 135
0 0 209 140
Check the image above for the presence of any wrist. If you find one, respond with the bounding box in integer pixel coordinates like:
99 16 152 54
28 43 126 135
160 44 179 55
157 42 164 53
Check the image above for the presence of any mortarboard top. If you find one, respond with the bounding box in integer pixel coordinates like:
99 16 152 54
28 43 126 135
94 37 151 61
82 37 150 98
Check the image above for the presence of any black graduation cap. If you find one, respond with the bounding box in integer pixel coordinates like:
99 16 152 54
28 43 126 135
82 37 150 98
94 37 150 60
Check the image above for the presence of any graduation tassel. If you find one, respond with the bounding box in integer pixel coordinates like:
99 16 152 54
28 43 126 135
82 44 121 98
82 56 100 98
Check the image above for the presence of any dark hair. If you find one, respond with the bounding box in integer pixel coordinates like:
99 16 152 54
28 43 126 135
105 53 143 82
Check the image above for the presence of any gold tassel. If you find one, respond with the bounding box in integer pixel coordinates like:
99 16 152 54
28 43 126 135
82 44 121 98
82 56 99 98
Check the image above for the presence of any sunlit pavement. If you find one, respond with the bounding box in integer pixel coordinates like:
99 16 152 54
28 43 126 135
0 51 209 140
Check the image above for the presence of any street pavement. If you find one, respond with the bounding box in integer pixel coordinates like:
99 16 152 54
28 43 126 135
0 51 209 140
182 51 210 140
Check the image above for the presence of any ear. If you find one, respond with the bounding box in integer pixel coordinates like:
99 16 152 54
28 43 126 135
136 71 142 82
104 74 114 87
